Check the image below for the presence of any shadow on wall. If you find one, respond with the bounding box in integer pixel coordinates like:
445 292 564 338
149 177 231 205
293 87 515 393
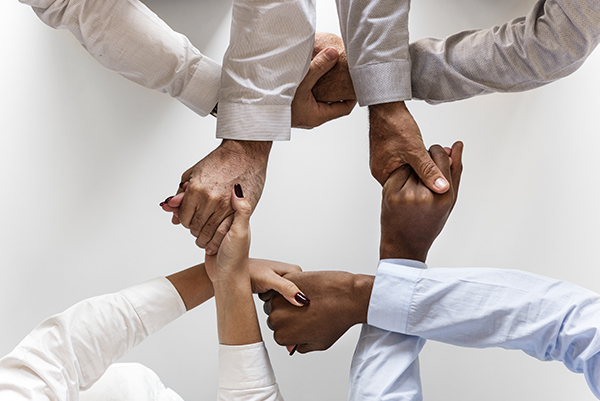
141 0 233 51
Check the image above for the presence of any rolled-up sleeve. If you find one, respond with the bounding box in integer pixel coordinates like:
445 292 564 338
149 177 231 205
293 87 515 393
218 342 283 401
20 0 221 116
217 0 316 141
335 0 412 106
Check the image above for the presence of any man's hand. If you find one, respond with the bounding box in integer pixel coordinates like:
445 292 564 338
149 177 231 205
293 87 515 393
292 46 356 129
165 140 271 255
311 32 356 103
261 271 373 354
370 101 451 193
380 141 464 261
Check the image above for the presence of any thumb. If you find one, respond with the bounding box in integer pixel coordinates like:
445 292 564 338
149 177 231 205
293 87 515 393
298 48 339 93
407 149 449 194
230 183 252 228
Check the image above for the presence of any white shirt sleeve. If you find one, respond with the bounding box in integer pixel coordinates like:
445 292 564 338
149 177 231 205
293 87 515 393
217 342 283 401
0 277 186 401
368 260 600 399
19 0 221 117
409 0 600 103
349 259 425 401
335 0 412 106
216 0 316 141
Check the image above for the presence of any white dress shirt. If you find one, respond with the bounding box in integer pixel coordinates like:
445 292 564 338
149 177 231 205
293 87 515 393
19 0 315 141
0 277 282 401
350 259 600 400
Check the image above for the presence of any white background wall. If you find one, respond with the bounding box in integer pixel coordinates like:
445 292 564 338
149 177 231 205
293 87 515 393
2 0 600 400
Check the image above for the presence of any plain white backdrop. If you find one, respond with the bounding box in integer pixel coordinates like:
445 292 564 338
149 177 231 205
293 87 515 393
2 0 600 400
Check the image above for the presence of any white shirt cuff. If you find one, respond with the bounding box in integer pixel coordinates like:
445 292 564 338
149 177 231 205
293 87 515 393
367 259 427 333
351 60 412 106
120 277 186 336
177 56 221 117
218 342 277 390
216 103 290 141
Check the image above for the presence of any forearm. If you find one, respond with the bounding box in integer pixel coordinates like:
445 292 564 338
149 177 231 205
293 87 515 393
214 273 262 346
20 0 220 116
217 0 316 141
335 0 411 106
166 263 214 311
410 0 600 103
0 278 185 396
369 262 600 398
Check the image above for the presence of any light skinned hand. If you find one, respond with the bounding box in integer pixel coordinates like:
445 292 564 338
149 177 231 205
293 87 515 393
379 141 463 261
310 32 356 102
166 140 270 255
369 101 450 194
291 46 356 129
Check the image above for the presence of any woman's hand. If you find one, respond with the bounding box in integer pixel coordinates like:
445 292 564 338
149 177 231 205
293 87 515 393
204 184 251 283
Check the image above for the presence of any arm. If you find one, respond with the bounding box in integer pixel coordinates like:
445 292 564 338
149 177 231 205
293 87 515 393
20 0 220 116
205 185 284 401
0 277 186 399
410 0 600 103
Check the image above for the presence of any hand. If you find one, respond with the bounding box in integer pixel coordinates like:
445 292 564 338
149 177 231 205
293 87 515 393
249 259 309 307
292 46 356 129
163 140 271 255
380 141 464 261
261 271 374 354
204 184 251 283
311 32 356 103
369 101 450 193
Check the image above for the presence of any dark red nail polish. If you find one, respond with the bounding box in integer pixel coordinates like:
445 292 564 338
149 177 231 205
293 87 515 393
295 293 310 306
234 183 244 198
159 202 166 207
164 196 174 204
179 182 185 189
289 344 298 356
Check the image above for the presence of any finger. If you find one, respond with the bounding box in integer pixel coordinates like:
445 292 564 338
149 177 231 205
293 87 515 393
196 208 233 249
259 290 276 303
449 141 464 195
287 345 298 355
229 183 252 229
263 298 273 315
297 48 339 93
382 164 413 194
204 215 234 256
264 273 309 307
428 145 452 183
314 99 357 125
174 175 191 198
296 343 321 354
405 147 450 194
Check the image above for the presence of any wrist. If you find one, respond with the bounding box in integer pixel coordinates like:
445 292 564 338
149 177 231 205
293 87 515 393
351 274 375 325
221 139 272 161
379 240 428 263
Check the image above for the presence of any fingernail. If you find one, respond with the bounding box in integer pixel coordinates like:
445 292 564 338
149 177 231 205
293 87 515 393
163 196 174 204
234 183 244 198
434 177 448 191
179 182 185 189
159 202 166 207
289 345 298 356
324 48 337 61
295 293 310 306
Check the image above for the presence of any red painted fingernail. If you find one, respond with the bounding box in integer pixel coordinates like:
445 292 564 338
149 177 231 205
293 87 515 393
234 184 244 198
164 196 174 204
289 345 298 356
179 182 186 189
295 293 310 306
159 202 166 207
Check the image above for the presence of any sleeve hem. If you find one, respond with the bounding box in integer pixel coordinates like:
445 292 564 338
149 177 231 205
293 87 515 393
176 56 221 117
219 342 277 390
216 103 291 141
351 61 412 106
